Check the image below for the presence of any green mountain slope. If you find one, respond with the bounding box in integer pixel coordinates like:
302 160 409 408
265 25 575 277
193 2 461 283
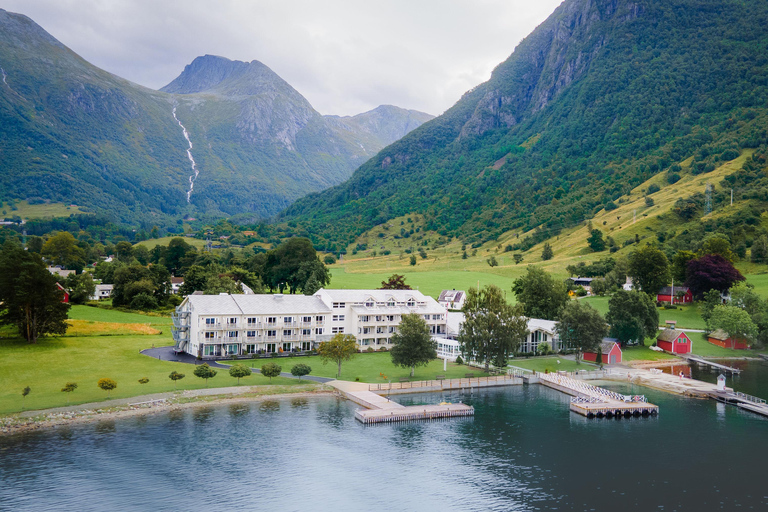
0 12 432 227
281 0 768 251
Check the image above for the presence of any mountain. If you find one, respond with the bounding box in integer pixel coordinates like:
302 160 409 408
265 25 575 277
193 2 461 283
0 12 432 227
281 0 768 253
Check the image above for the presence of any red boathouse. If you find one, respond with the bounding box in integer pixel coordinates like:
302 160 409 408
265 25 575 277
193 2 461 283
583 339 622 365
708 329 749 350
656 328 692 354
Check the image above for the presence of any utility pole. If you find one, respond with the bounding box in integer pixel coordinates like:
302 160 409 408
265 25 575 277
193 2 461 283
705 184 713 215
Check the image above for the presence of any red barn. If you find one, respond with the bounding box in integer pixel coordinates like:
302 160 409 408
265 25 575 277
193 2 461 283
657 286 693 304
583 339 622 365
707 329 749 350
56 282 70 303
656 328 692 354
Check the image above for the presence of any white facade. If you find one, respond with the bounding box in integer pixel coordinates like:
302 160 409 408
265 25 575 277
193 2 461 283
173 288 448 358
91 283 113 301
438 290 466 310
443 313 564 357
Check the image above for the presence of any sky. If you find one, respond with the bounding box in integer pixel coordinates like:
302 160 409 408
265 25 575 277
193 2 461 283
4 0 563 117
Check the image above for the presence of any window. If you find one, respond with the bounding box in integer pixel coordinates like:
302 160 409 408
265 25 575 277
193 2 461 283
433 314 442 320
302 329 311 336
363 327 373 334
267 330 276 338
283 330 293 337
315 315 324 323
315 328 323 335
360 315 370 322
282 343 292 352
301 341 311 351
376 315 383 322
361 339 371 346
333 314 345 322
203 345 216 356
284 316 293 324
205 318 216 325
332 327 345 334
226 344 238 355
333 302 346 308
377 326 385 333
267 317 277 325
245 344 255 353
365 299 374 307
677 337 687 343
247 331 256 338
389 326 396 333
302 316 312 323
387 315 395 322
228 331 238 338
387 300 395 307
205 332 216 339
247 317 257 325
407 299 415 307
228 317 237 325
424 315 430 320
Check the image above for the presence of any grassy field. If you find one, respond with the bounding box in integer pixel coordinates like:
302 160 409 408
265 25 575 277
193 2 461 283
216 352 489 383
68 304 171 326
134 236 207 250
621 344 677 362
508 356 594 373
0 200 87 219
580 296 707 329
329 267 519 301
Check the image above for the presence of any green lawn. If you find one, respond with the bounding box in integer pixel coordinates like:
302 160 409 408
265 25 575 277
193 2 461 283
217 352 489 383
688 333 761 358
134 236 207 250
620 344 677 362
0 332 304 415
329 267 519 301
0 200 87 219
68 304 172 326
580 296 706 329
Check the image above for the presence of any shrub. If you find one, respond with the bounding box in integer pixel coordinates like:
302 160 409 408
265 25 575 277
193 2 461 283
130 293 158 311
323 255 336 265
455 355 464 365
647 184 660 194
378 346 388 352
366 347 375 352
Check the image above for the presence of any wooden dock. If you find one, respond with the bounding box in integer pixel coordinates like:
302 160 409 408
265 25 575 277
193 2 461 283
539 372 659 419
708 390 768 418
680 354 741 374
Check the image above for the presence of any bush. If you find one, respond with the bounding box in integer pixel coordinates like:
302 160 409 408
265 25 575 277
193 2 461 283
366 347 375 352
647 184 661 194
455 355 464 365
667 172 681 184
604 201 618 211
378 346 388 352
323 255 336 265
130 293 158 310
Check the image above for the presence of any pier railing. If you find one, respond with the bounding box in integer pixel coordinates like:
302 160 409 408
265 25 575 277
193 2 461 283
368 374 519 392
736 392 767 405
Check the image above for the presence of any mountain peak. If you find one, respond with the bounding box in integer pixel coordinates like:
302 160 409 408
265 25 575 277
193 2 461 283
160 54 294 98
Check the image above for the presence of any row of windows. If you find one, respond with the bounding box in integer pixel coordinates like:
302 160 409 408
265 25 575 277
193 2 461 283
204 316 325 325
205 328 322 339
361 326 397 334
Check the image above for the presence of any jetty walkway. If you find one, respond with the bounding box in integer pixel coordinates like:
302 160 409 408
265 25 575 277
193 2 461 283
539 372 658 418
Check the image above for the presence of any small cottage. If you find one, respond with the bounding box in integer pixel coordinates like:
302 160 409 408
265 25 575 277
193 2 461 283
657 286 693 304
656 328 692 354
583 339 622 365
56 282 70 303
438 290 466 310
707 329 749 350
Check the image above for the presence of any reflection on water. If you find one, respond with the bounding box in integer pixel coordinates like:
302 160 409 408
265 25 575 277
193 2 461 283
1 383 767 511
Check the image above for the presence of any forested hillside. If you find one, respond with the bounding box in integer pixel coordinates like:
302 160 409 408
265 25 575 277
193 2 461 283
0 11 431 228
281 0 768 252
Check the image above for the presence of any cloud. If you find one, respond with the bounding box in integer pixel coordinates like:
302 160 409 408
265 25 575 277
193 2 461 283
3 0 562 116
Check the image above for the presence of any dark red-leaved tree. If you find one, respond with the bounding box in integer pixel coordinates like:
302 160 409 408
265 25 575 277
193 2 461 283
686 254 744 297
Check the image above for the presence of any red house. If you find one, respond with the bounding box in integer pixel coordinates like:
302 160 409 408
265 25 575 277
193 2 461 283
56 282 70 303
708 329 749 350
657 286 693 304
656 328 692 354
583 339 622 365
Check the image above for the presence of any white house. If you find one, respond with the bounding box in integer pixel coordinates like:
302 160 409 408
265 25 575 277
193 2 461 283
91 283 113 301
173 288 448 358
438 289 466 310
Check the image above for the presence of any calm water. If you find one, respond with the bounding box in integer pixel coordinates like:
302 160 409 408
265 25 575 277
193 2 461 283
1 376 767 511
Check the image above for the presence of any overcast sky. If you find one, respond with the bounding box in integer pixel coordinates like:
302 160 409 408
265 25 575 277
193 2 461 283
4 0 562 116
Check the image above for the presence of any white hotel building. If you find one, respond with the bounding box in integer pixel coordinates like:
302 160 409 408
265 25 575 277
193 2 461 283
172 289 447 359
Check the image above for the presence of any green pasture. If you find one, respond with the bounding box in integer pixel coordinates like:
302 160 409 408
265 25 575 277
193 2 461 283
508 356 593 373
134 236 207 250
580 296 707 330
0 200 87 219
68 304 172 326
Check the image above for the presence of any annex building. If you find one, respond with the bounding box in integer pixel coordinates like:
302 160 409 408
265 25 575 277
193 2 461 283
172 289 447 359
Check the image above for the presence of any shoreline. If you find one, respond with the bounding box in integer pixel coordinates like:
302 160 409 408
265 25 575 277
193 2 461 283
0 384 334 437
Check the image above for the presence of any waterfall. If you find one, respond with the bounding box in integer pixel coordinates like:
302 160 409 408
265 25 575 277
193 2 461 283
1 67 7 86
172 106 199 203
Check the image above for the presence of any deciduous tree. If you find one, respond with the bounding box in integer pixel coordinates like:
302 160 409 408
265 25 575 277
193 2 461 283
709 305 758 348
169 370 185 389
97 378 117 398
686 254 745 297
556 301 608 362
459 285 528 372
193 363 217 387
380 274 412 290
318 333 358 378
628 244 670 294
229 364 252 385
512 266 568 320
261 362 282 383
290 363 312 380
61 382 77 404
390 313 436 377
605 290 658 345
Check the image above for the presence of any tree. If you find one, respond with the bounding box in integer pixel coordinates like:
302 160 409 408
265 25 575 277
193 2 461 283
390 313 437 377
65 272 96 304
686 254 745 297
628 244 670 294
751 235 768 264
512 266 568 320
0 242 70 343
587 229 606 252
459 285 528 372
699 289 723 328
193 363 217 387
487 255 498 267
591 278 607 296
290 363 312 380
555 301 608 362
168 370 185 389
409 254 417 266
263 237 327 293
594 344 604 368
605 290 658 345
709 305 758 348
61 382 77 404
42 231 85 270
380 274 412 290
318 333 357 378
541 243 554 261
513 253 524 264
22 386 30 410
229 364 252 384
115 241 134 263
671 250 696 283
261 362 282 383
699 234 735 262
97 378 117 398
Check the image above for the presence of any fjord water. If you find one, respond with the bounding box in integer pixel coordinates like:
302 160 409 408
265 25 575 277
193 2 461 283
1 373 767 511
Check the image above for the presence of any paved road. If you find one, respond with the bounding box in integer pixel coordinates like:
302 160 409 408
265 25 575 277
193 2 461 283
140 346 334 383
